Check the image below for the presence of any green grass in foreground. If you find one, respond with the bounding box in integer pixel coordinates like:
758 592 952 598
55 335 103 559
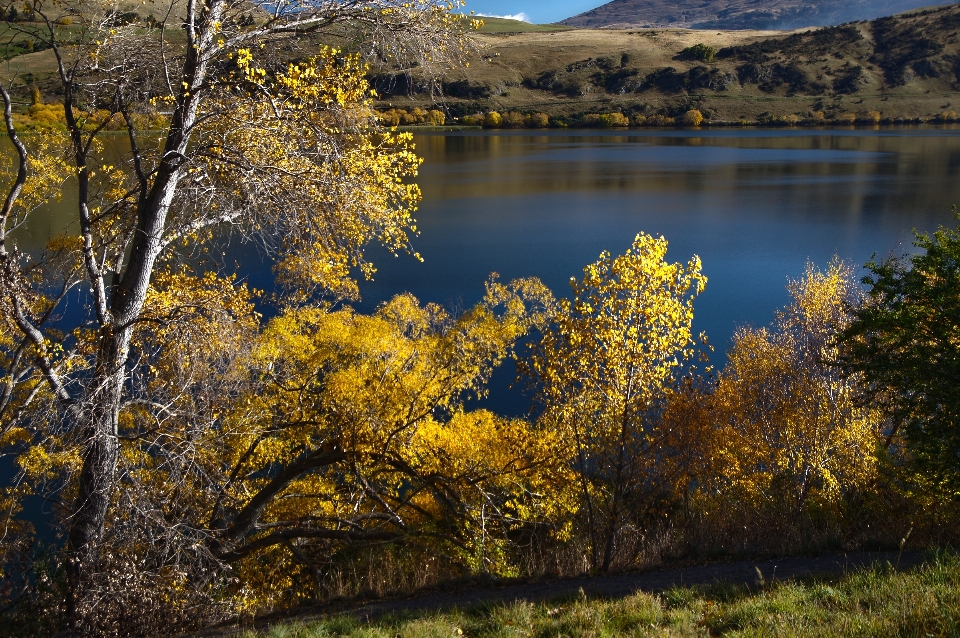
237 551 960 638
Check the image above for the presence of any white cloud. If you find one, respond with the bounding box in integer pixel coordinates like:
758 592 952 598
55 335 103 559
476 12 531 22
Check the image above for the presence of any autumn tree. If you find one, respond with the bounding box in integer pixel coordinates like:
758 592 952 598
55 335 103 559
839 214 960 499
705 261 886 539
0 0 479 631
523 233 707 572
49 275 559 631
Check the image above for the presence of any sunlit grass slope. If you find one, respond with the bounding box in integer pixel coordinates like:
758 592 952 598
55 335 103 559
386 4 960 124
473 17 574 34
237 551 960 638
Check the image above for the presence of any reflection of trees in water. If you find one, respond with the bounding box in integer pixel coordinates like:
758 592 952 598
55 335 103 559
413 131 960 217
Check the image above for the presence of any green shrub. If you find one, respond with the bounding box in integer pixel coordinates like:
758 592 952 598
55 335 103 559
840 214 960 496
678 43 716 63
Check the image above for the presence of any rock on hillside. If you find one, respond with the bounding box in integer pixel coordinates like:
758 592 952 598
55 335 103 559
559 0 957 30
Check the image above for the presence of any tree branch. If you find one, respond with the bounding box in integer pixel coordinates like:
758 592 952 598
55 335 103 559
216 445 347 546
214 526 399 563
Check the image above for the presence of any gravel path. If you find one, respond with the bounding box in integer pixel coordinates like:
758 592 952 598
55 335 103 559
208 549 922 634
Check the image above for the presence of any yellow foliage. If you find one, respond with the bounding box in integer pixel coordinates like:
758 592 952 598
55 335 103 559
531 232 706 426
0 0 486 626
19 103 67 130
168 278 558 603
16 445 54 479
681 110 704 127
483 111 502 128
707 260 885 510
138 267 260 379
501 111 526 128
0 131 70 216
202 47 422 300
645 114 676 127
13 102 167 132
526 232 706 569
410 107 429 123
528 112 550 128
378 108 403 127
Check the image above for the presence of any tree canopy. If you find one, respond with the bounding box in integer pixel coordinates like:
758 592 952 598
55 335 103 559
2 3 959 634
710 261 885 512
839 213 960 499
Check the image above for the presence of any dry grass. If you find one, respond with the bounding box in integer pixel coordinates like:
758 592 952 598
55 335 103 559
380 6 960 124
473 18 574 34
1 47 58 73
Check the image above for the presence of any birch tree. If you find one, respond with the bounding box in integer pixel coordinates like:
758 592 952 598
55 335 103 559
0 0 472 631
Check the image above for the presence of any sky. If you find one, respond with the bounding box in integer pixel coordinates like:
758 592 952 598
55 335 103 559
464 0 601 24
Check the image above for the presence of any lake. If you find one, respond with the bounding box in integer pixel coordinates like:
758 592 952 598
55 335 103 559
11 126 960 414
356 126 960 412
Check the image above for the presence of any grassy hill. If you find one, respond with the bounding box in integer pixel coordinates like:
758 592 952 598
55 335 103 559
374 5 960 124
474 17 574 34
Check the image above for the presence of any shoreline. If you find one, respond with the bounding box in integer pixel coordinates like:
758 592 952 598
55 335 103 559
396 121 960 132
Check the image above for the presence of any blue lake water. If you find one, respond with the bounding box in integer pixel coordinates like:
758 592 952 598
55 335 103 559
11 126 960 415
345 127 960 413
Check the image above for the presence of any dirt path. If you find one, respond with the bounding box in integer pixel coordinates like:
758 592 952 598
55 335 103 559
211 549 923 634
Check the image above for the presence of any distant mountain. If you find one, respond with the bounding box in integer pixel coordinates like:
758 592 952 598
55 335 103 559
559 0 957 30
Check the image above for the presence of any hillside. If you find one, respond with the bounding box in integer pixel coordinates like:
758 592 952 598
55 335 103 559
5 3 960 126
559 0 956 31
375 4 960 124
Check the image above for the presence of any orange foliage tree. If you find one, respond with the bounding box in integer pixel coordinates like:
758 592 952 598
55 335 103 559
695 261 887 548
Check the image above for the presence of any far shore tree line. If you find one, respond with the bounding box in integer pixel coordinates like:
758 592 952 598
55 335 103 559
0 2 958 636
381 106 960 129
15 96 960 134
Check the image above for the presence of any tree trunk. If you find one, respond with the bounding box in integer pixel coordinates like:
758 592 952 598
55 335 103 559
61 0 219 585
601 397 634 572
66 341 123 564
